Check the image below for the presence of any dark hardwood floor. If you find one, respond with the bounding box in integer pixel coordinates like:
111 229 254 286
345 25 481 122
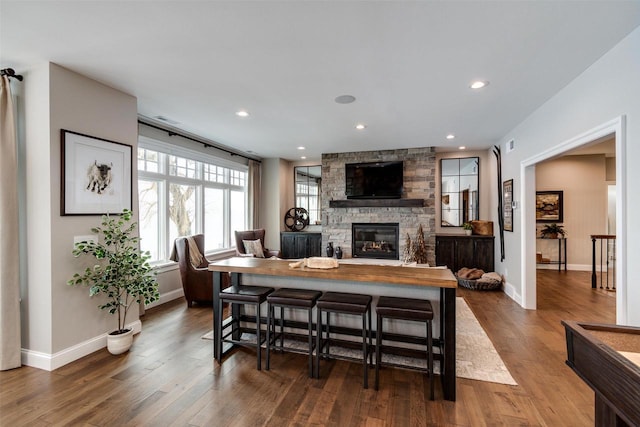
0 270 616 426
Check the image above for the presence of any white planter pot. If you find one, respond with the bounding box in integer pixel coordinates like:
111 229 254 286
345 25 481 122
107 329 133 355
465 230 472 236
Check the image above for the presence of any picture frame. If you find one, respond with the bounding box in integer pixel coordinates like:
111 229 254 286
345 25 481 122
61 129 132 215
536 190 563 223
503 179 513 232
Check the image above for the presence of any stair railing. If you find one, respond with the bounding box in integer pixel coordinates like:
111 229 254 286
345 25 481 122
590 235 616 290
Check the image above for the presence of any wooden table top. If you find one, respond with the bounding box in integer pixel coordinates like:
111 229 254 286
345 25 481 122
209 257 457 289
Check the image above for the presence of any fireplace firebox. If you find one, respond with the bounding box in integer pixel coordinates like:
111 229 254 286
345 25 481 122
352 223 399 260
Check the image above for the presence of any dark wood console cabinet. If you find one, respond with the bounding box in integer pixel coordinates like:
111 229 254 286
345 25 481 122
435 234 495 273
280 232 322 259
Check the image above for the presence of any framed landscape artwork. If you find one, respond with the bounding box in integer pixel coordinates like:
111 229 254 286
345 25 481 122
61 129 132 215
503 179 513 232
536 190 563 223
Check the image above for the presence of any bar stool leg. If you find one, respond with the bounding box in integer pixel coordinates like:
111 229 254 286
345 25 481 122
256 302 262 371
315 308 322 379
216 298 225 363
427 319 434 400
362 311 368 389
326 312 331 355
375 313 382 390
266 303 272 370
368 306 373 366
279 306 285 350
308 308 314 377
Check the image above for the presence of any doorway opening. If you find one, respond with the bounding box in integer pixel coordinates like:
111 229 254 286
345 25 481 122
520 116 627 324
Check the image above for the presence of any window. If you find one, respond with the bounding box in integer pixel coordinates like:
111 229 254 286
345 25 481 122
137 143 248 263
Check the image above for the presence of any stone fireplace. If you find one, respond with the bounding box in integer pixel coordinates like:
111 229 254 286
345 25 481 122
352 223 399 259
322 147 436 265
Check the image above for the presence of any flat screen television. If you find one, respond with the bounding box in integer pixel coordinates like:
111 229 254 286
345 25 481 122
345 161 403 199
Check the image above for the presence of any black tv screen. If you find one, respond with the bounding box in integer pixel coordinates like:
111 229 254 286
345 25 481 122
345 161 403 199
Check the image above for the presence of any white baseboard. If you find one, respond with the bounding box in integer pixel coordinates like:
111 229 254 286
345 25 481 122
21 320 142 371
145 288 184 310
502 281 522 306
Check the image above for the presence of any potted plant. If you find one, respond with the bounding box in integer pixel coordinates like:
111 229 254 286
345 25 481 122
462 222 473 236
68 209 159 355
540 223 566 239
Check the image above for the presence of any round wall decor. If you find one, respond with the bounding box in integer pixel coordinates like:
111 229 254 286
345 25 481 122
284 207 309 231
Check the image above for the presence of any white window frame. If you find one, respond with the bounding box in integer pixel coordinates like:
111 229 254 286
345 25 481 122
138 136 248 263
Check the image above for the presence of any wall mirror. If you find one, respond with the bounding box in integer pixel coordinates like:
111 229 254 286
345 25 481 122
441 157 479 227
294 165 322 225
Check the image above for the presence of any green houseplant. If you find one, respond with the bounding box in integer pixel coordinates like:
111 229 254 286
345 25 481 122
462 222 473 235
69 209 159 355
540 223 566 239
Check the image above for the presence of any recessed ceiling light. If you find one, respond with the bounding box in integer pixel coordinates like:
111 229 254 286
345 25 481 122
301 156 307 160
459 146 467 150
355 123 367 130
446 134 455 140
235 110 249 117
297 146 306 150
470 81 489 89
335 95 356 104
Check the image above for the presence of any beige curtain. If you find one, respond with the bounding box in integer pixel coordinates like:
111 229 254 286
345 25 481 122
247 160 261 229
0 75 21 370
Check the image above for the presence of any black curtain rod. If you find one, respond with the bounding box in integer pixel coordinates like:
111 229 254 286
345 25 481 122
1 68 23 81
138 119 260 163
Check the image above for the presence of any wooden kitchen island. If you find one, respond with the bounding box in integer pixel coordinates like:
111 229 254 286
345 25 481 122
209 257 458 400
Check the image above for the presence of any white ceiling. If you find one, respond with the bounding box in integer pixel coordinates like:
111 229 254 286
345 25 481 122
2 1 639 162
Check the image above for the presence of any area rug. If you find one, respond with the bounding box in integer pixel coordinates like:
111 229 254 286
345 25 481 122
202 297 517 385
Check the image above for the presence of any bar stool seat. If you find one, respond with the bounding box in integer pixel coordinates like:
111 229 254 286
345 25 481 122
375 296 435 399
266 288 322 377
218 285 274 370
316 291 372 388
376 297 434 321
267 288 322 307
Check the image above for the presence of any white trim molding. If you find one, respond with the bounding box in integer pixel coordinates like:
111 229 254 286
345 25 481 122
21 320 142 371
520 116 626 323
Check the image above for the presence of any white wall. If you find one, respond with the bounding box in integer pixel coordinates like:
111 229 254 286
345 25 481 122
21 63 139 369
21 62 53 356
496 26 640 325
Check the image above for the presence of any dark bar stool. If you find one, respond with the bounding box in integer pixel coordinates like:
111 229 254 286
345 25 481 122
266 288 322 377
315 291 373 388
218 285 274 370
375 296 435 399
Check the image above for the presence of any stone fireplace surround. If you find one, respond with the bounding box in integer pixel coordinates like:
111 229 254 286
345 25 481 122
321 148 436 265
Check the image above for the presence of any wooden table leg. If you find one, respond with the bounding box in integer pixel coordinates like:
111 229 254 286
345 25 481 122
442 287 456 401
213 271 222 362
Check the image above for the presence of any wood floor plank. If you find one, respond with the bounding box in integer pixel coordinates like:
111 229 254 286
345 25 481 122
0 270 616 426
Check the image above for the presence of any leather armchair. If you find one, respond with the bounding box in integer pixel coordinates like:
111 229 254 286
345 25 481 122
234 229 280 257
174 234 229 307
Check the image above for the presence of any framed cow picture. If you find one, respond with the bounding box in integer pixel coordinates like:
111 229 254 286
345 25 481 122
61 129 132 215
